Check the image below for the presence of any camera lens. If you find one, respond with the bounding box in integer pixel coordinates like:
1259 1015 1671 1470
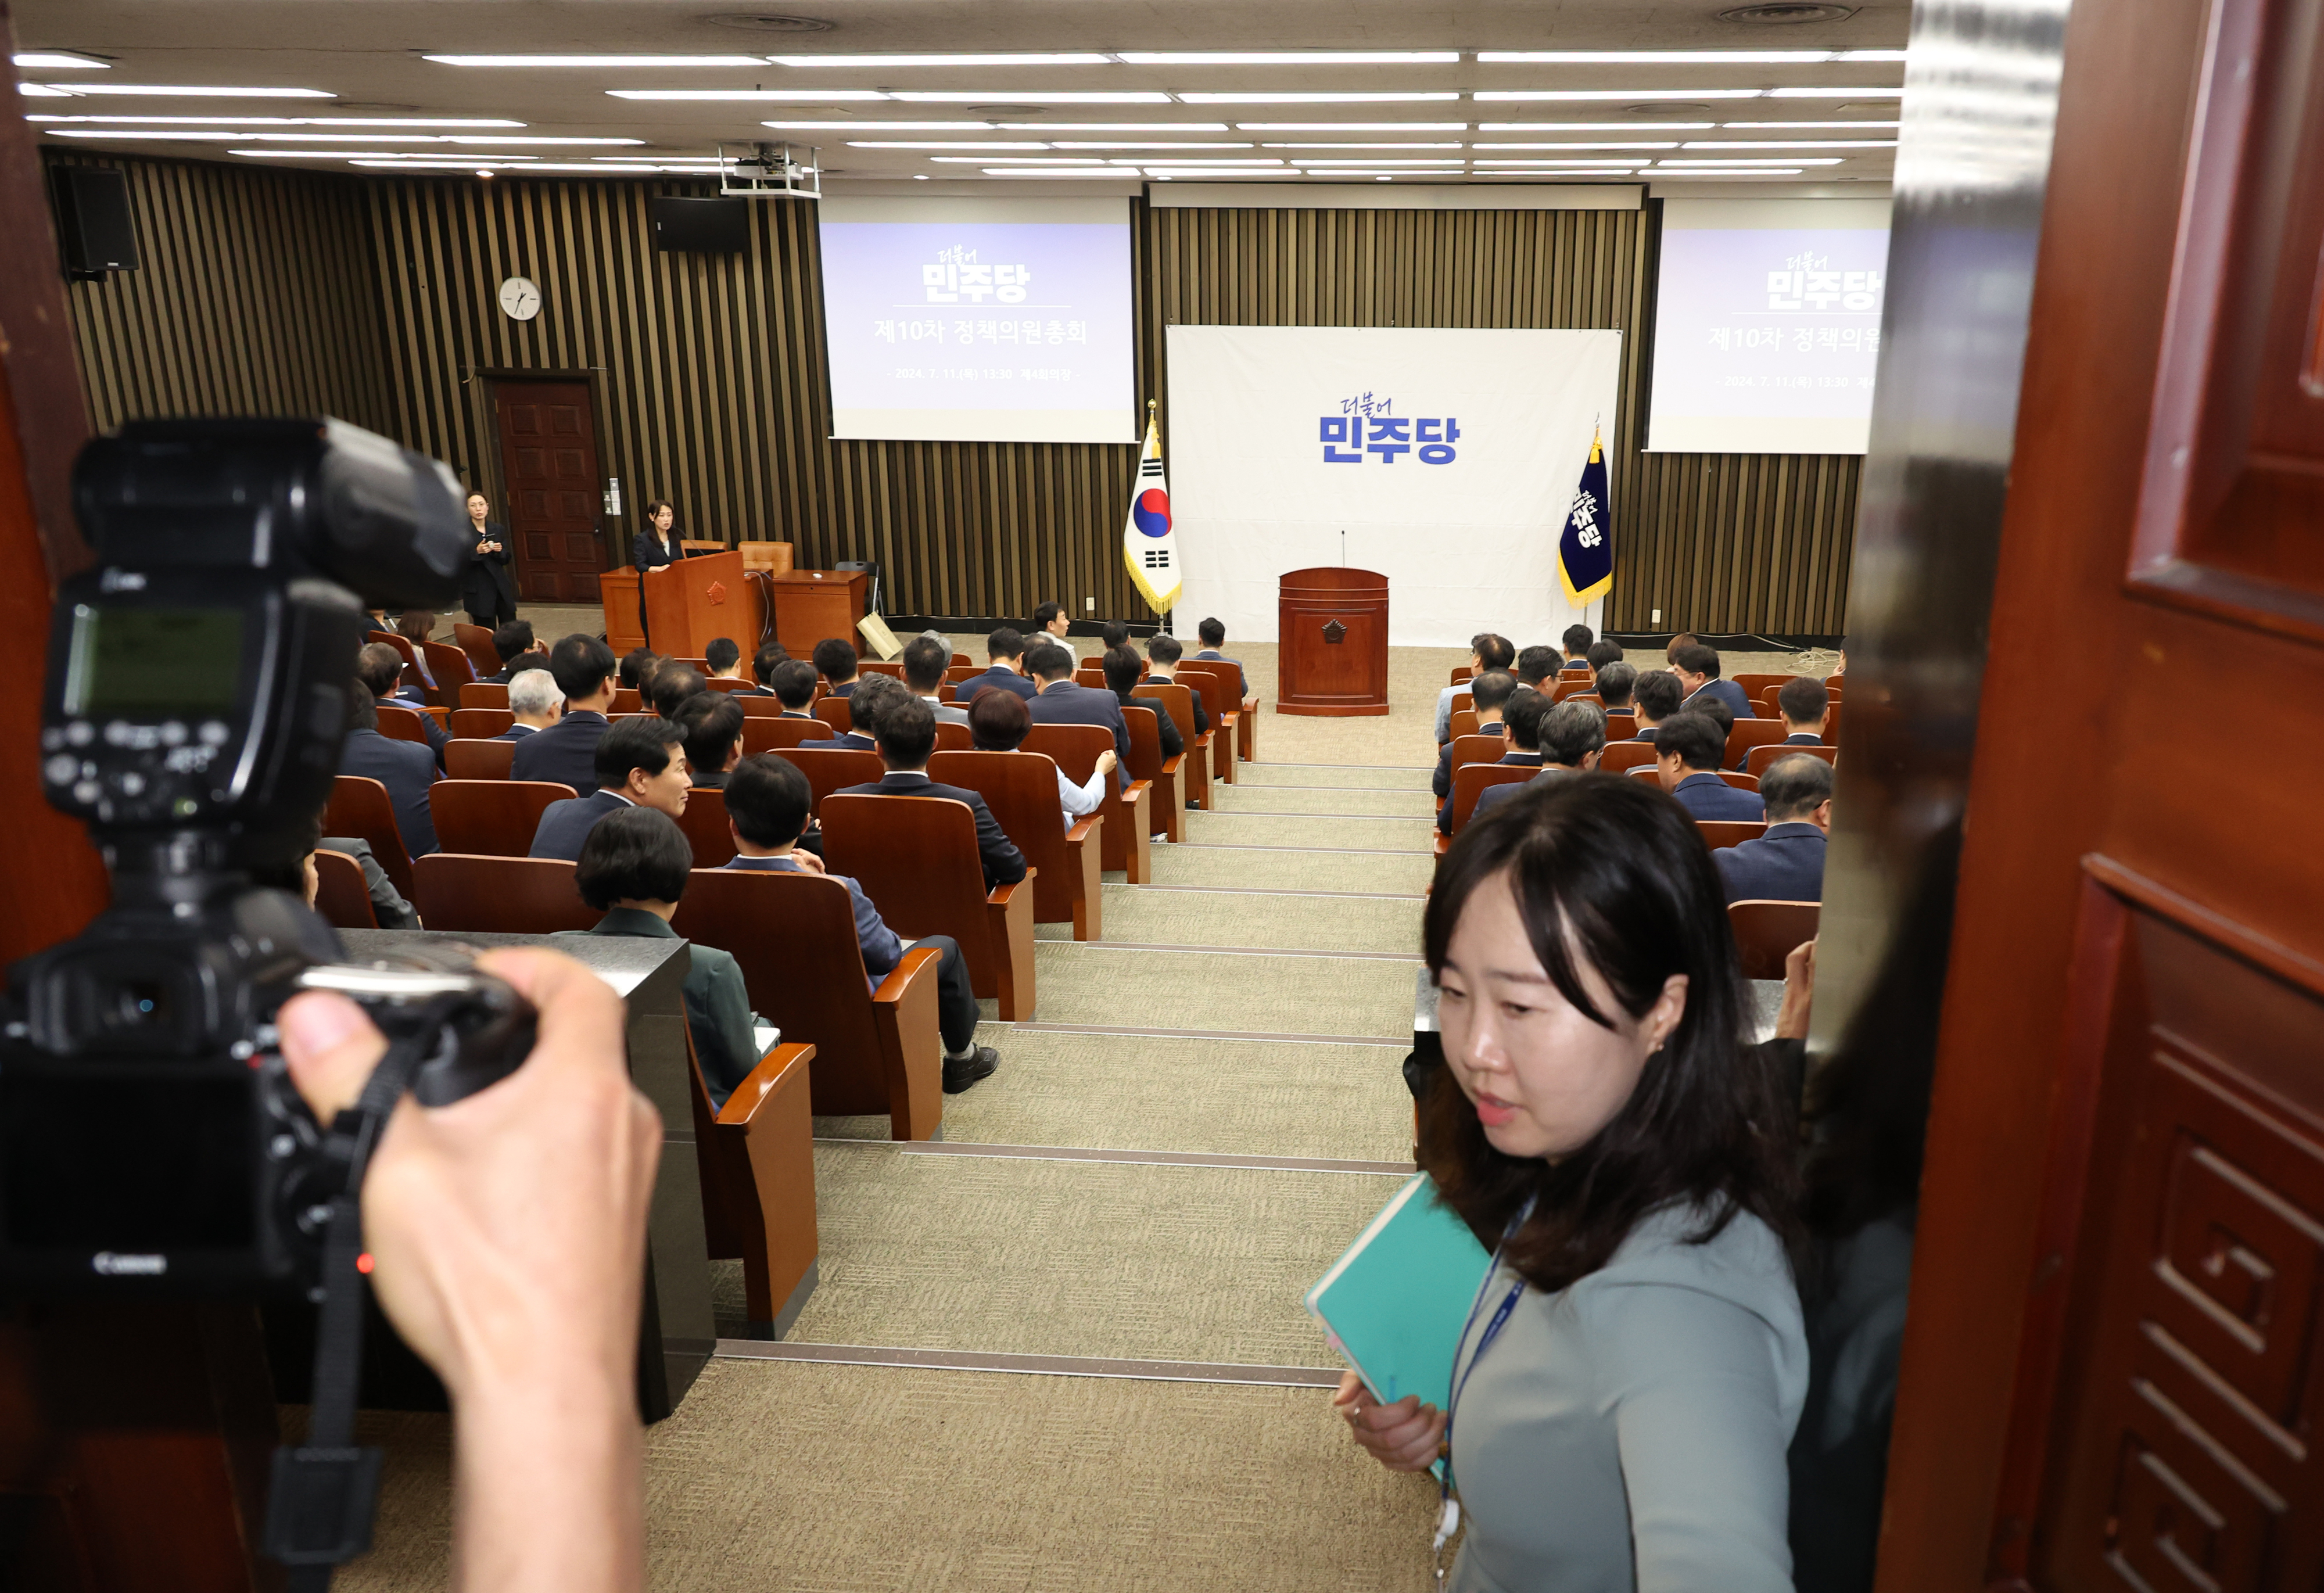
112 980 171 1028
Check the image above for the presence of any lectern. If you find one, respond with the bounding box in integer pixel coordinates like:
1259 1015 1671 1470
1277 567 1389 716
638 549 768 659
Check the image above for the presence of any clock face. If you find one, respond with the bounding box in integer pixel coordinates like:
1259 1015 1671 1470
498 276 541 321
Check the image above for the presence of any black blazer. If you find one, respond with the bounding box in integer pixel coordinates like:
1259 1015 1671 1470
799 731 877 753
529 789 632 862
1433 720 1504 800
949 666 1038 703
460 521 517 618
1146 671 1209 735
1027 681 1131 787
632 530 684 572
833 772 1028 890
1440 750 1541 834
339 728 439 858
1119 695 1180 760
511 709 610 796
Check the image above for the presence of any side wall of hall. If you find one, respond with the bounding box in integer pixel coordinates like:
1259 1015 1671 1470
51 150 1857 636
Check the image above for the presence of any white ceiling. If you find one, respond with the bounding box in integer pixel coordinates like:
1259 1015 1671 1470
15 1 1909 188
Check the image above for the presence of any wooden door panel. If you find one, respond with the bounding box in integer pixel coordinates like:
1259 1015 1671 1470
492 379 604 606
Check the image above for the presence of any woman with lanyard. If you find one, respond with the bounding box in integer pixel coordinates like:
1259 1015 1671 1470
1336 774 1806 1592
630 498 686 646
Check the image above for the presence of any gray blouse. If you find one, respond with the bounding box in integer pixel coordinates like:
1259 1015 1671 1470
1446 1203 1808 1593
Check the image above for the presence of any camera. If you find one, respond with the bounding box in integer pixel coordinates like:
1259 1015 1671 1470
0 417 534 1297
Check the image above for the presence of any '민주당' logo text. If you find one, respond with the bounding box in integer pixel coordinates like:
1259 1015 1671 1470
1318 392 1459 465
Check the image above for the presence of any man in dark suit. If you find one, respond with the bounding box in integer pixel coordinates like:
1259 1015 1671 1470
1776 675 1831 744
512 634 618 795
1444 687 1556 835
1595 660 1638 716
676 692 745 791
1433 669 1517 800
704 637 743 681
1672 642 1757 719
1024 642 1130 788
496 668 563 741
1144 632 1209 736
834 697 1027 891
768 658 820 718
1434 632 1514 743
952 626 1039 703
339 694 440 857
355 642 447 765
1471 698 1603 827
530 716 691 862
1514 644 1559 693
901 634 970 727
1560 623 1598 676
1656 712 1767 820
1193 616 1256 709
1715 754 1831 905
1103 645 1181 760
1629 669 1681 745
800 672 901 753
722 752 998 1092
484 620 546 684
812 637 863 699
734 640 789 697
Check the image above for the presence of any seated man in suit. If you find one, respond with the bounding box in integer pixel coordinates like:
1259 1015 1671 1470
1672 641 1756 719
704 637 743 681
339 691 440 858
1434 632 1515 743
496 668 563 740
1099 619 1131 652
529 713 691 862
1193 616 1258 711
1025 641 1131 787
723 752 998 1092
563 806 765 1111
1433 668 1518 799
649 663 706 719
316 829 421 929
1559 623 1597 676
1629 668 1681 745
902 634 970 726
1714 754 1831 905
513 634 618 795
1443 686 1552 834
1655 711 1767 820
1514 644 1559 693
1143 632 1209 737
356 641 449 764
619 647 661 695
1032 601 1080 664
1103 644 1179 760
969 687 1113 826
484 619 547 684
801 672 902 752
1595 660 1637 716
955 626 1039 702
1666 631 1699 664
1471 699 1609 825
812 636 863 699
1586 637 1624 673
767 658 820 717
736 640 789 697
1776 674 1831 742
837 696 1029 890
676 692 746 790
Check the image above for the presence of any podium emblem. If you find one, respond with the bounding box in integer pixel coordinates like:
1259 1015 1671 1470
706 581 727 605
1321 619 1347 644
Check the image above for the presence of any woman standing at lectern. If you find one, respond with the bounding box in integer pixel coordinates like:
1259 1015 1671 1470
630 498 686 645
460 491 518 629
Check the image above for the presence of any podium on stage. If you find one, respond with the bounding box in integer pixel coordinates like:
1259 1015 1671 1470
1277 567 1389 716
595 550 767 659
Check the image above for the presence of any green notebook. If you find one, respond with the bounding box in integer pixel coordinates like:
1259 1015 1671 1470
1305 1173 1495 1412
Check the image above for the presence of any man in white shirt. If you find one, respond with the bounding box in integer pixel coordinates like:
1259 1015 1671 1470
1032 601 1079 663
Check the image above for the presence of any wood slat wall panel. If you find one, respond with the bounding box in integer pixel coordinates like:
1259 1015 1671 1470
53 150 1856 634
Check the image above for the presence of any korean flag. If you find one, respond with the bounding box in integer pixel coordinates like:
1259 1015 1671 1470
1122 406 1182 615
1556 427 1614 607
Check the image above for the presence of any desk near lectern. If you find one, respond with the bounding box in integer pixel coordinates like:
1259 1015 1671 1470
1277 566 1390 716
768 569 869 655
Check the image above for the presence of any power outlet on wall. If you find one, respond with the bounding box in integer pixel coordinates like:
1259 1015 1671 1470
1085 597 1095 611
1651 608 1662 625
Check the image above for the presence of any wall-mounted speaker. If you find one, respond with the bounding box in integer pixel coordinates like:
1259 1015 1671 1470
52 166 141 279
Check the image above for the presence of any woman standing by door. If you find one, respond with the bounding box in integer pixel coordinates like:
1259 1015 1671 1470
461 491 519 629
630 498 686 645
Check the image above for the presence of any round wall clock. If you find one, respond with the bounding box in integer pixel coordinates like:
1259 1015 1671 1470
498 276 542 321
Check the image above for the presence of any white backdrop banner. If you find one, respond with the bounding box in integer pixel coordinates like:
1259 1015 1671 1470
1164 327 1623 649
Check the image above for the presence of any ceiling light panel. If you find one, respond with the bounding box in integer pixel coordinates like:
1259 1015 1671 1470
1724 120 1901 128
1473 89 1763 101
1479 121 1715 130
890 91 1174 103
1769 86 1904 96
14 52 109 69
423 54 768 67
30 83 336 97
30 114 527 126
1477 49 1906 62
1472 141 1681 150
978 168 1143 177
1684 139 1895 148
1116 51 1459 64
998 123 1232 131
1656 156 1844 164
1049 141 1254 149
929 156 1104 163
845 140 1057 149
1176 91 1462 103
1291 157 1462 165
762 119 991 129
16 86 74 96
1236 123 1469 130
767 53 1109 66
1259 142 1465 149
609 88 888 101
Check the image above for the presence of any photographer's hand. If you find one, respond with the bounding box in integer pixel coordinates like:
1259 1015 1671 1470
279 948 658 1593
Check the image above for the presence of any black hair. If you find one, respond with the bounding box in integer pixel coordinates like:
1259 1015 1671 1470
878 694 937 768
1690 694 1735 740
725 753 811 847
901 634 951 693
752 641 790 684
1514 644 1559 687
1595 661 1638 710
1032 601 1066 630
1672 642 1722 680
1100 619 1130 650
1632 669 1683 723
649 665 706 719
355 643 404 699
593 713 684 788
1777 676 1831 724
491 619 535 663
644 498 675 522
1197 617 1226 648
1024 642 1074 681
812 637 860 683
1501 688 1550 751
1470 669 1519 716
575 806 693 910
1421 774 1802 1293
1472 633 1515 672
969 686 1031 751
1585 638 1624 670
1540 699 1609 767
1147 632 1184 665
618 647 660 693
704 636 740 673
1760 754 1834 820
1562 623 1594 656
844 674 909 741
1101 645 1142 699
345 686 378 734
553 634 619 701
770 658 819 710
1656 711 1726 772
987 625 1025 661
676 691 745 777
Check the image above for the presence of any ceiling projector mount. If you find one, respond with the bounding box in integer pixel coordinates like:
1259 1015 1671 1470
716 141 821 199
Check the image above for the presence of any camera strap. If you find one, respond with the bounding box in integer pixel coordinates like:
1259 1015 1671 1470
262 998 464 1589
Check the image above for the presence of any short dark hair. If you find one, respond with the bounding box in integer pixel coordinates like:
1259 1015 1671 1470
1100 620 1130 650
675 692 745 777
1585 639 1623 670
987 626 1024 661
1777 676 1830 724
1197 617 1226 648
594 713 685 788
1632 669 1683 723
1032 601 1066 630
1502 688 1550 751
492 620 535 663
1471 633 1515 672
1760 754 1834 821
969 686 1031 751
1540 700 1609 767
1422 776 1800 1294
704 637 740 673
844 673 909 740
575 806 693 910
1514 645 1559 687
901 634 951 693
1672 643 1722 680
752 641 789 685
1690 694 1735 740
619 647 659 692
877 693 937 767
356 642 404 699
1595 661 1638 710
812 638 859 683
1666 632 1699 662
725 754 810 847
1562 623 1594 655
770 659 819 710
345 687 378 734
1656 712 1726 772
553 635 619 702
1471 669 1518 716
650 665 706 719
1025 643 1074 681
1102 645 1142 699
1147 632 1184 666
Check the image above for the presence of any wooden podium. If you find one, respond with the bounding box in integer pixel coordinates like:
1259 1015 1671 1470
604 550 768 659
1277 567 1389 716
768 569 869 654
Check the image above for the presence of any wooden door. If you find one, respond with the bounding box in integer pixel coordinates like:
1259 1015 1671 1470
492 379 605 604
1875 0 2324 1583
